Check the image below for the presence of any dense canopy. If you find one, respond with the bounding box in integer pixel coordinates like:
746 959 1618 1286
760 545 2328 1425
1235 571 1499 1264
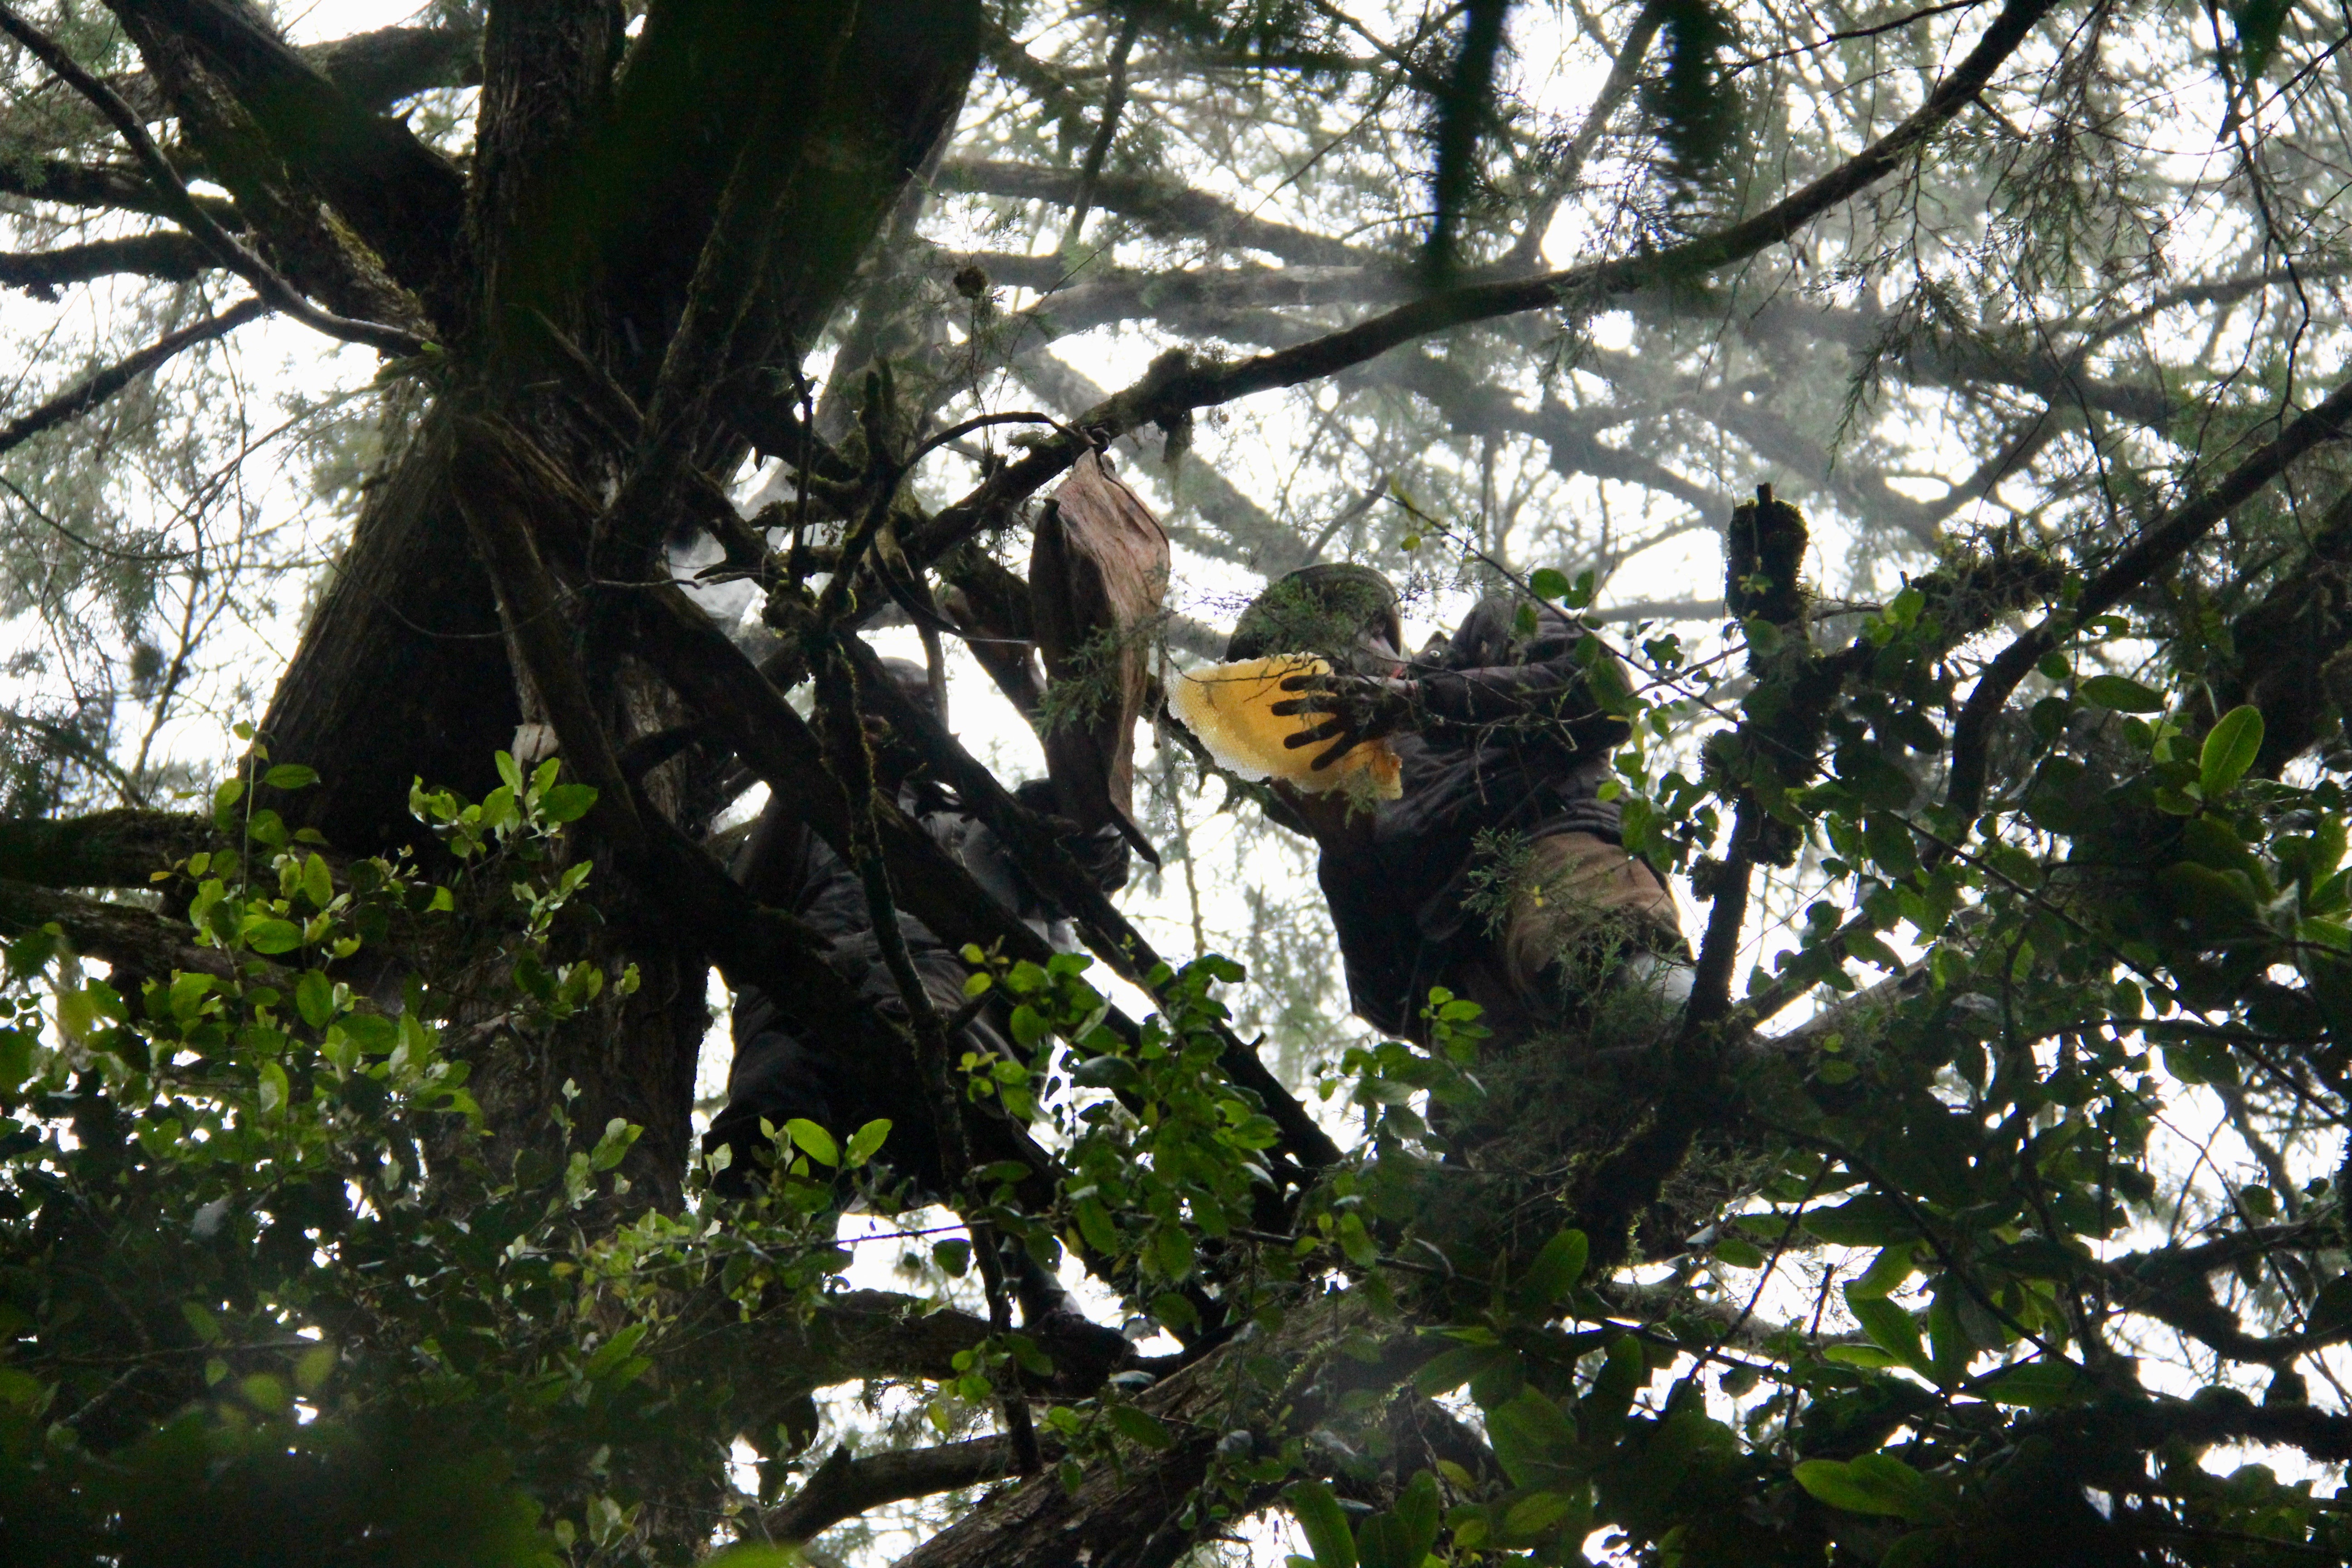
5 0 2352 1565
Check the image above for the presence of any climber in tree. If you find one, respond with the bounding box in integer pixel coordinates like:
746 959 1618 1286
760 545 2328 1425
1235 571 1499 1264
1229 566 1687 1045
709 657 1129 1188
705 658 1130 1346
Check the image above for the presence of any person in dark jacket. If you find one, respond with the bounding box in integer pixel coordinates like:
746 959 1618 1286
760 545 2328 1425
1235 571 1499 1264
1230 566 1686 1044
705 659 1127 1196
704 659 1134 1352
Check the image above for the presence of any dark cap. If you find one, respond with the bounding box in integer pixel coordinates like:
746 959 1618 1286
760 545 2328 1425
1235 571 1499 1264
1226 564 1402 664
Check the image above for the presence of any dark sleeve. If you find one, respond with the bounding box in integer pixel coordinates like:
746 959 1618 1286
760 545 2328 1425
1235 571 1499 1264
1009 778 1128 898
735 796 815 907
1412 641 1632 754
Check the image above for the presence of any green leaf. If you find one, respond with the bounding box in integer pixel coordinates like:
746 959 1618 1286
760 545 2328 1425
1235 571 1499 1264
2199 705 2265 799
1846 1290 1932 1378
1287 1480 1356 1568
1499 1489 1580 1543
0 1028 34 1091
1392 1469 1440 1562
1353 1513 1412 1568
1805 1196 1916 1247
1529 567 1571 601
244 919 304 955
705 1549 799 1568
294 970 335 1030
783 1118 838 1166
1485 1385 1577 1489
1846 1244 1916 1301
1076 1196 1118 1255
932 1239 972 1277
1970 1359 2091 1408
1792 1453 1942 1521
2078 673 2164 712
1071 1054 1142 1092
300 853 334 910
1511 1229 1589 1311
844 1117 892 1169
1412 1343 1500 1397
257 1059 289 1113
590 1117 641 1172
1926 1289 1971 1386
180 1300 223 1344
263 764 319 790
543 783 598 824
1713 1235 1767 1267
1154 1223 1196 1280
1108 1406 1176 1451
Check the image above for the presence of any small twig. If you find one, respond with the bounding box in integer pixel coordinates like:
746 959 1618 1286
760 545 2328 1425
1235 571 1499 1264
1058 17 1142 251
0 296 267 462
0 471 188 562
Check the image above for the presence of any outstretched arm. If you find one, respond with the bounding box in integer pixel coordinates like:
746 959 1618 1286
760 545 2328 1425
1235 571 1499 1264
1272 638 1631 768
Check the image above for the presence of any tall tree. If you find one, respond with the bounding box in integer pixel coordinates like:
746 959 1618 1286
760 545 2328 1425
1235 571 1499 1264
7 0 2352 1563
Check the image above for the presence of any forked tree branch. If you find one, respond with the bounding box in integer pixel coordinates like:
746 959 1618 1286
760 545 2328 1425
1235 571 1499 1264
0 2 427 356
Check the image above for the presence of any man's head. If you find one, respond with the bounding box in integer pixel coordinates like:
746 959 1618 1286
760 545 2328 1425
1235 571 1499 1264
876 656 938 720
862 656 941 789
1227 565 1403 673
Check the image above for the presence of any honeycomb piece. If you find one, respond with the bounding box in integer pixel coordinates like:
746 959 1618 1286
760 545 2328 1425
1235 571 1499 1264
1169 656 1402 799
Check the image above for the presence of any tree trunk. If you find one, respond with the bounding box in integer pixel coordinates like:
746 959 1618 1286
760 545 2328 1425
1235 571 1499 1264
237 0 985 1211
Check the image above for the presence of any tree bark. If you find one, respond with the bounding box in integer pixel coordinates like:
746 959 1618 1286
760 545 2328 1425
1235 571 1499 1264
238 0 984 1216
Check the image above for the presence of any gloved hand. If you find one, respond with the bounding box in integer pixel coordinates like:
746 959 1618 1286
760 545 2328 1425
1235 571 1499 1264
1269 671 1416 770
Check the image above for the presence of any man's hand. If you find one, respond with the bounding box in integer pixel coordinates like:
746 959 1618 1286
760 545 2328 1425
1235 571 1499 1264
1269 671 1415 769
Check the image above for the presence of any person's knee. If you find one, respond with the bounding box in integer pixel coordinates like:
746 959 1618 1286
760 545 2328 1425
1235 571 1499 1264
1501 832 1687 1007
704 1029 843 1194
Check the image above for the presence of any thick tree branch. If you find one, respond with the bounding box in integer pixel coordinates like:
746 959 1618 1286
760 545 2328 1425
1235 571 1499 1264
290 22 480 112
0 4 425 354
0 231 211 295
2200 480 2352 772
0 877 237 982
709 1288 1134 1406
0 810 215 887
101 0 466 302
0 156 240 221
766 1436 1045 1543
1945 367 2352 824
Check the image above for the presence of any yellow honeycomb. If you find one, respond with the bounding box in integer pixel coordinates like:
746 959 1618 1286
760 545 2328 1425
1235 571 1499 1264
1168 656 1402 799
